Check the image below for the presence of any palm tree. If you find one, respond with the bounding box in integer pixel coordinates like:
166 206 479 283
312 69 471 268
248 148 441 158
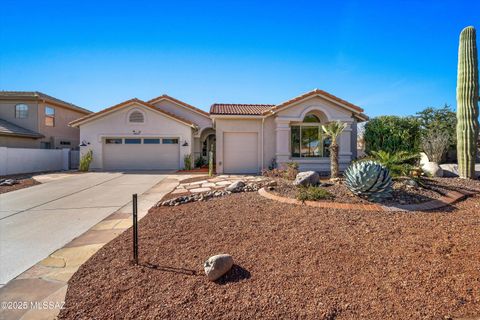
322 121 347 179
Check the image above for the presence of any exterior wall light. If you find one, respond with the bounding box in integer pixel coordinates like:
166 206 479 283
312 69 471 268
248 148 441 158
79 140 90 147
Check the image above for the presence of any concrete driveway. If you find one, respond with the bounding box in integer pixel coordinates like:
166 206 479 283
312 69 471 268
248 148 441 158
0 171 173 286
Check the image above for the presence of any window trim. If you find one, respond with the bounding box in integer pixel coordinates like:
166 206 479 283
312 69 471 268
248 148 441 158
45 106 55 127
290 123 330 159
15 104 29 119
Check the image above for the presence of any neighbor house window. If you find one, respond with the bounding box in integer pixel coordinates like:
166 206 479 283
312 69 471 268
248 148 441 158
162 138 178 144
291 113 330 158
45 106 55 127
129 111 144 123
15 104 29 118
125 138 141 144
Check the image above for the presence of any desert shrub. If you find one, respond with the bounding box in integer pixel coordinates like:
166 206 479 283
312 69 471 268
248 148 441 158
367 150 419 177
296 186 332 201
183 154 193 170
285 162 299 180
195 156 206 168
421 129 450 163
79 149 93 172
364 116 421 154
416 105 456 148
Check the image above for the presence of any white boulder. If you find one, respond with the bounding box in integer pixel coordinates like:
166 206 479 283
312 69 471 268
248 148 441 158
204 254 234 281
293 171 320 186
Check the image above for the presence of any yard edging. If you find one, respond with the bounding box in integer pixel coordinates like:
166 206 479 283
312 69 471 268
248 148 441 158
258 187 472 212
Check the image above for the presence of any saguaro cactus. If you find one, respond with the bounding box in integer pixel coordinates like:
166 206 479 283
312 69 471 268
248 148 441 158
456 26 479 179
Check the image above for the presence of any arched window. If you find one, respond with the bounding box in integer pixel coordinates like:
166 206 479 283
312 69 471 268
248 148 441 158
129 111 144 123
291 112 330 158
303 114 320 123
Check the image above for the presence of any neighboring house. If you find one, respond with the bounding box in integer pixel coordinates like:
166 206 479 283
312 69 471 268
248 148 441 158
71 89 367 173
0 91 91 149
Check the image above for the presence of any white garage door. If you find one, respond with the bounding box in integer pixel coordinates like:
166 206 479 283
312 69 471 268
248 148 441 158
103 138 180 170
223 132 258 174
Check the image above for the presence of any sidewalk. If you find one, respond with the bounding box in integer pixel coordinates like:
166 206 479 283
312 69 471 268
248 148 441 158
0 175 190 320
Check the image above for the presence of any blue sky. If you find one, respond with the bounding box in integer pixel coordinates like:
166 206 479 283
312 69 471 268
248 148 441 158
0 0 478 116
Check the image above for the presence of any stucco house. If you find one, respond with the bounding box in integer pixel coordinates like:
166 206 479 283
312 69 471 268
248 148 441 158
0 91 91 149
70 89 367 173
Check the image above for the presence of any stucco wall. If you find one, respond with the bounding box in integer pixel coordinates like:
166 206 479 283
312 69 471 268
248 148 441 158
152 99 212 130
38 102 85 149
78 103 193 170
0 100 39 132
273 96 355 172
0 136 40 148
0 147 69 175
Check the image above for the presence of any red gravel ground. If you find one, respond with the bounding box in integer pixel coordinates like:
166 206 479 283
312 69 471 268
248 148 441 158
59 189 480 319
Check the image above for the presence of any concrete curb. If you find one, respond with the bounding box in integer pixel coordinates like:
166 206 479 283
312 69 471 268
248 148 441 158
258 188 472 212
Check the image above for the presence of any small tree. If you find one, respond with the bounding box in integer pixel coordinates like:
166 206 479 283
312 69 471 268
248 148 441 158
322 121 347 179
421 129 450 163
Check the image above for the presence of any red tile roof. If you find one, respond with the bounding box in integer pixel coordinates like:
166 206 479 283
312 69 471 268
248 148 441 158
265 89 364 115
210 104 275 115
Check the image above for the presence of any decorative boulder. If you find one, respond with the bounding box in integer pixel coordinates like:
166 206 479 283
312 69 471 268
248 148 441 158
422 162 443 177
204 254 234 281
293 171 319 186
226 181 245 192
440 164 460 177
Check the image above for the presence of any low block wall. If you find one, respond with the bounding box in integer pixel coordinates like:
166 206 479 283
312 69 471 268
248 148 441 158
0 147 70 176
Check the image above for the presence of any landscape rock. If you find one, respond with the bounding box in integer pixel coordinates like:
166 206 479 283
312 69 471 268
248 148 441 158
293 171 319 186
440 164 460 177
0 179 18 186
422 162 443 177
226 181 245 192
204 254 234 281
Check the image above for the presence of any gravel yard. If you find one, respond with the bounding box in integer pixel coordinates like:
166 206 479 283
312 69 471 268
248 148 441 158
0 174 41 194
59 186 480 319
271 177 480 205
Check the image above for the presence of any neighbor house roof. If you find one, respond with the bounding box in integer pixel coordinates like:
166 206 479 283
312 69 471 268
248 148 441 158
0 119 44 139
69 98 197 128
0 91 91 114
148 94 210 118
210 104 275 116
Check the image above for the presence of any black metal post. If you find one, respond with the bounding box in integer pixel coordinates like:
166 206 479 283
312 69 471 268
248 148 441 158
132 193 138 265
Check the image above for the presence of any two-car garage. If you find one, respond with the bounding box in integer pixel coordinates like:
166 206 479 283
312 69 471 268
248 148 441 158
103 137 180 170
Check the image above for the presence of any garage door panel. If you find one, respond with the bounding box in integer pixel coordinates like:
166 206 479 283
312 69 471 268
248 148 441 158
223 132 258 174
103 139 179 170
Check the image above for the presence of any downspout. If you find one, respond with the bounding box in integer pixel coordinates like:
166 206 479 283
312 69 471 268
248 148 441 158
261 117 264 172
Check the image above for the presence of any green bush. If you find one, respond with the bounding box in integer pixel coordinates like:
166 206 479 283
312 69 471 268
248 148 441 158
364 116 421 154
183 154 193 170
195 156 206 168
79 149 93 172
296 186 333 201
367 150 419 177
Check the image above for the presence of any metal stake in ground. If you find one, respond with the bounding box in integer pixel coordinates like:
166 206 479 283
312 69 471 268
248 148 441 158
132 193 138 265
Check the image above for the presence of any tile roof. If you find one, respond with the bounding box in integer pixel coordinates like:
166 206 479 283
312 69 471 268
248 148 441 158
0 119 44 138
210 104 275 115
148 94 210 117
0 91 91 114
69 98 197 127
266 89 364 115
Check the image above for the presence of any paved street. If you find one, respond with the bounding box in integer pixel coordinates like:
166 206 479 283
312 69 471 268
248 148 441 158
0 171 172 286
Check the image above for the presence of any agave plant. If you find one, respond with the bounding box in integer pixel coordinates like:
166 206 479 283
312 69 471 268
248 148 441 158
344 160 393 202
